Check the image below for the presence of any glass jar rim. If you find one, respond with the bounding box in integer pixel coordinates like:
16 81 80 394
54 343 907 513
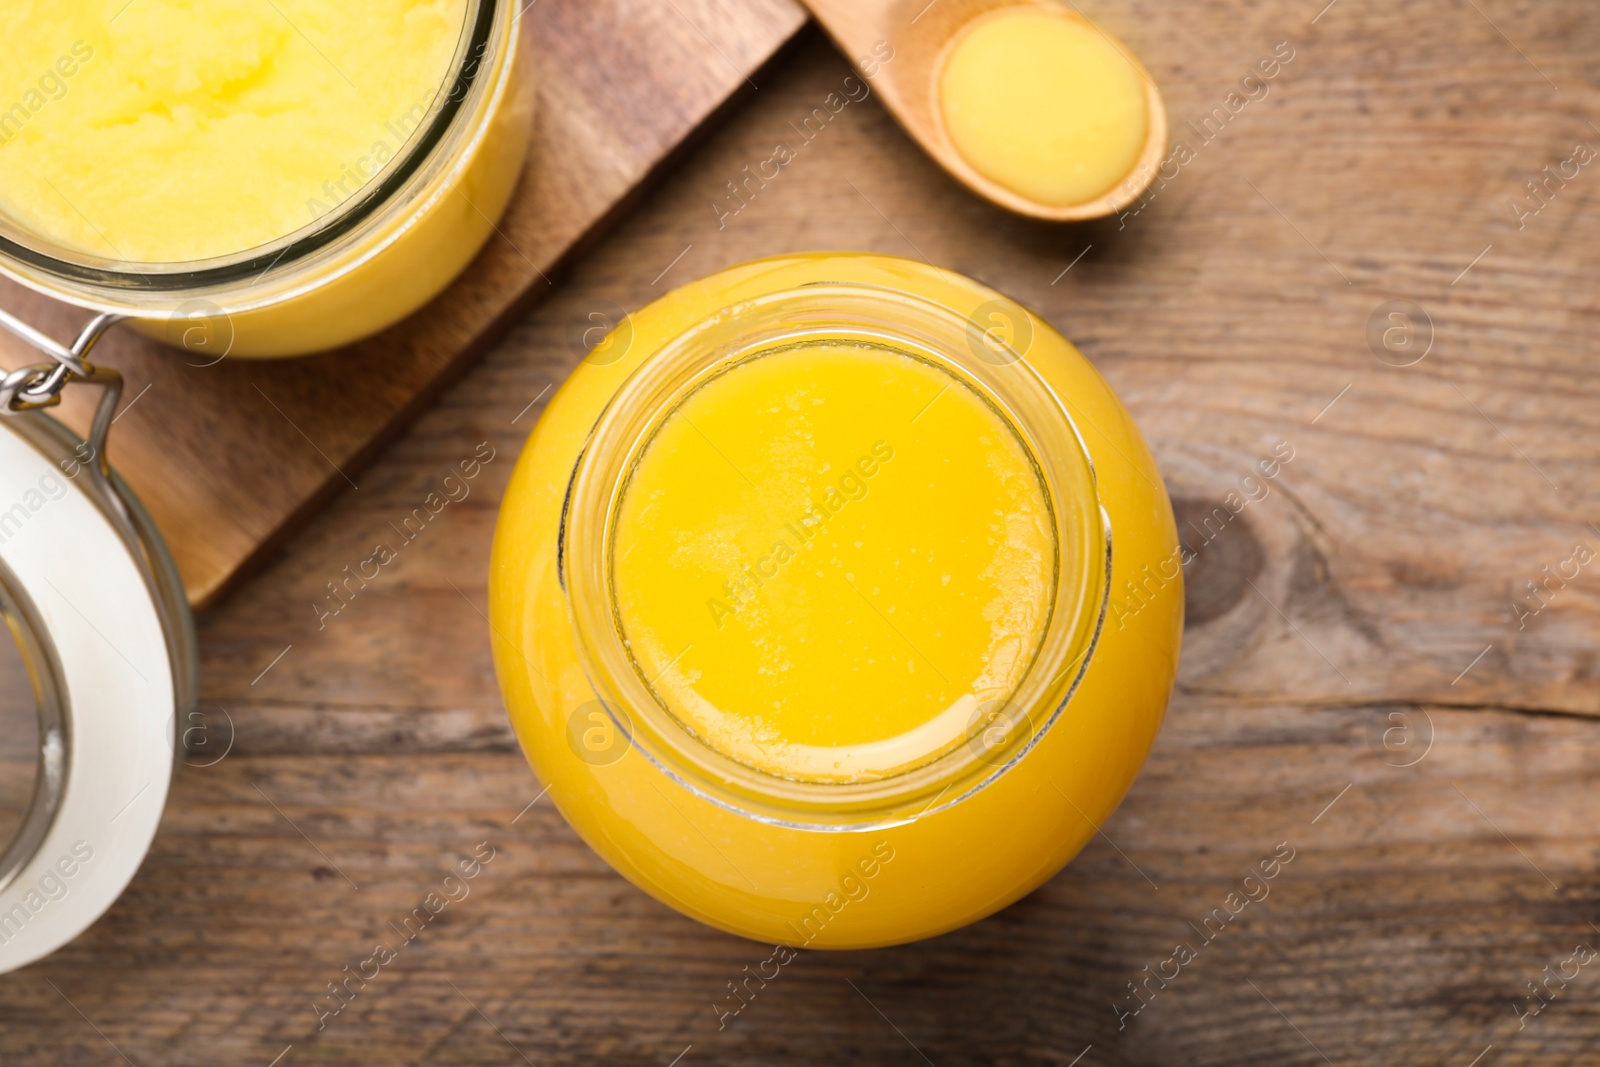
0 0 503 302
559 281 1112 831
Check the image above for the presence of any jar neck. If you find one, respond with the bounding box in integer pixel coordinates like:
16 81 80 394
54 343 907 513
560 283 1111 831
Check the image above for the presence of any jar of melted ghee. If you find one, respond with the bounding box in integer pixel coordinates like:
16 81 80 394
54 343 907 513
491 253 1181 947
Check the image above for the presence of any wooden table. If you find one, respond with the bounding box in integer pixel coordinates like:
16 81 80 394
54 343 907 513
4 2 1599 1063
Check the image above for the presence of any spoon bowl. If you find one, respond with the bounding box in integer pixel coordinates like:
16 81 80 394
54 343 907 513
803 0 1167 221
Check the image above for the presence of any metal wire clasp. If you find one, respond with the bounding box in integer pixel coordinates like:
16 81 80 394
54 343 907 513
0 308 124 413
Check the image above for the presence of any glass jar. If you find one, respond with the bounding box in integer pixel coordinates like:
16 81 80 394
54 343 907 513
0 363 193 974
491 253 1182 948
0 0 533 359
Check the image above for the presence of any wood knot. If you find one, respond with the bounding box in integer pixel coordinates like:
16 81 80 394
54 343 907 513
1172 495 1264 628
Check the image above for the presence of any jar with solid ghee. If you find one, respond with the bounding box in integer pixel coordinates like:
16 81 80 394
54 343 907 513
491 253 1182 948
0 0 532 357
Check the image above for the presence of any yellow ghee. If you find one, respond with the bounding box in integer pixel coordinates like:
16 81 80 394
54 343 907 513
613 342 1055 783
491 253 1181 947
0 0 468 263
938 5 1149 208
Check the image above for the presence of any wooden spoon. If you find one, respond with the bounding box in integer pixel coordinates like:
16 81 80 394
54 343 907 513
800 0 1167 222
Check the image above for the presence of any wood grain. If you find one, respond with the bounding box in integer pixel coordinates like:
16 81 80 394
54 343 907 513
5 1 1600 1064
0 0 808 608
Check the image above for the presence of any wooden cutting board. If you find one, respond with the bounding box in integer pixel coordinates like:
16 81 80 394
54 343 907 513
0 0 807 609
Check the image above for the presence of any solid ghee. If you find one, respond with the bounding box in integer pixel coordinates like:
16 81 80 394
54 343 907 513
613 342 1055 783
491 254 1182 948
939 6 1149 207
0 0 468 263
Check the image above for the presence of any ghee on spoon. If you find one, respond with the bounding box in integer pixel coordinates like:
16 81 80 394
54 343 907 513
802 0 1167 221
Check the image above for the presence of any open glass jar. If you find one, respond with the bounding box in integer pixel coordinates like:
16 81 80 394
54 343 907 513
491 253 1182 948
0 365 193 974
0 0 533 359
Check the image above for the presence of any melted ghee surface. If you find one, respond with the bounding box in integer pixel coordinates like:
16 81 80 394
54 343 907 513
611 342 1056 783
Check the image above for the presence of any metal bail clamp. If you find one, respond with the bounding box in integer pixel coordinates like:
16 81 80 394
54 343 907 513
0 308 128 476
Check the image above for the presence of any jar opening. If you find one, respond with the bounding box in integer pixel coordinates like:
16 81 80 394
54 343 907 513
562 284 1111 830
609 338 1060 786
